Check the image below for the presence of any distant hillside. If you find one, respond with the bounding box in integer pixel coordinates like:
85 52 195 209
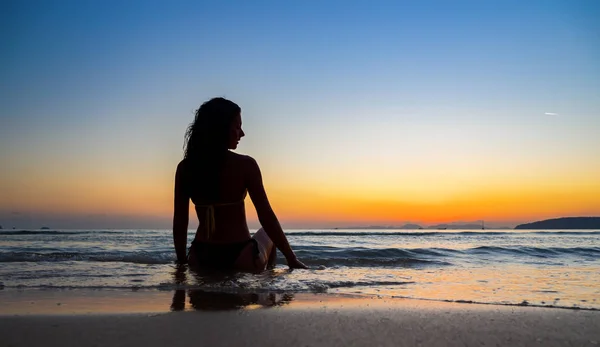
399 224 423 229
427 223 483 230
515 217 600 229
339 224 423 230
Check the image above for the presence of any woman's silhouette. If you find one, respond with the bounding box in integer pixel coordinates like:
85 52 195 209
173 97 307 272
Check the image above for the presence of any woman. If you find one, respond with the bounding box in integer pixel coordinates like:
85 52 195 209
172 97 307 272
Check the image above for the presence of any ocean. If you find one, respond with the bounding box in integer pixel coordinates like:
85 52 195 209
1 229 599 310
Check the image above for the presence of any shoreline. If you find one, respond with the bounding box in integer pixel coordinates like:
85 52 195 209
1 290 599 347
1 288 599 316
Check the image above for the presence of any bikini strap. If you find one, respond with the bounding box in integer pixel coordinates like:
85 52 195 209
197 193 247 239
204 205 216 239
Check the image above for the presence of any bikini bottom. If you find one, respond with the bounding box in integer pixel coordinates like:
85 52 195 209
190 238 259 270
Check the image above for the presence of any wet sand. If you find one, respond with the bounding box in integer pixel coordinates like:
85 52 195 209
1 290 599 346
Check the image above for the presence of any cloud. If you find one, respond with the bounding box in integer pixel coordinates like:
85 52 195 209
544 112 559 116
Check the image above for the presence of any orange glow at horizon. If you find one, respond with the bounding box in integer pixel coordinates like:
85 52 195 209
262 182 600 226
2 163 599 227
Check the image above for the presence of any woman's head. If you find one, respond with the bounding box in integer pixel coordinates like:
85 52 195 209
184 97 244 160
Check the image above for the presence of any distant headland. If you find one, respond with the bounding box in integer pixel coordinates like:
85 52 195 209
515 217 600 229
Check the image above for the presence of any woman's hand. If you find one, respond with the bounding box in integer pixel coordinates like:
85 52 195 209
287 257 308 269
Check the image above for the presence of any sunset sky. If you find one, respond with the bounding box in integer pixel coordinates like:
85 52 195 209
2 1 599 229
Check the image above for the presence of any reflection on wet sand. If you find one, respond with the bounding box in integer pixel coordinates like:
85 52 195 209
170 263 295 311
171 289 294 311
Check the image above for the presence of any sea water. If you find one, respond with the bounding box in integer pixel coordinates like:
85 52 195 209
1 229 599 309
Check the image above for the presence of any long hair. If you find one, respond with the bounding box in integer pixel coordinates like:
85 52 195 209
183 97 241 201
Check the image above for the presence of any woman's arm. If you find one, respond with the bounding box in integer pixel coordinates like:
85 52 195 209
246 156 307 268
173 161 189 264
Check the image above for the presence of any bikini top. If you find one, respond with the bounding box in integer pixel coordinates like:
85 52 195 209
194 190 247 240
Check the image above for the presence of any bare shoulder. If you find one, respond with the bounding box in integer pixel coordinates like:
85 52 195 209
176 158 190 173
228 152 258 170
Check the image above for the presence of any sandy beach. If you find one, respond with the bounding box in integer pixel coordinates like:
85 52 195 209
1 290 599 347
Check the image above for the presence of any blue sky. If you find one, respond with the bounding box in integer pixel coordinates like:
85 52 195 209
1 0 599 229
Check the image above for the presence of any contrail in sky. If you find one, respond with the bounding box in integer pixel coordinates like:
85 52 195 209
544 112 559 116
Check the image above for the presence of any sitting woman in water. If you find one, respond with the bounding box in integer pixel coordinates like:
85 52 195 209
172 97 307 272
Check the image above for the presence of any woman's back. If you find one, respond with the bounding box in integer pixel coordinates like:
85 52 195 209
180 151 253 243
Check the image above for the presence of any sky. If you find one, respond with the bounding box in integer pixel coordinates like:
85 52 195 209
1 0 599 229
